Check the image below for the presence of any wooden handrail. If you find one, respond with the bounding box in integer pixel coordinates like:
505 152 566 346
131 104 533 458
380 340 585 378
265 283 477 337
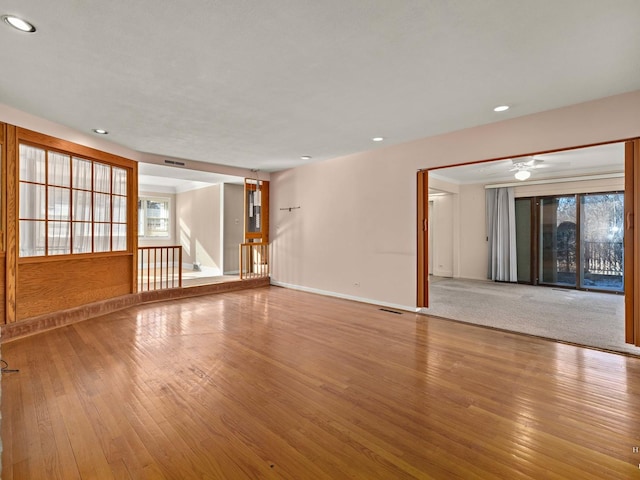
138 245 183 291
239 242 269 280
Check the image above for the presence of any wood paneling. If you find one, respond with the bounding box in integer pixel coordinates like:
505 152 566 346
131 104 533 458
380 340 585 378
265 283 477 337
0 254 5 323
5 124 139 324
1 123 6 324
2 286 640 479
1 122 6 252
17 254 132 320
5 124 18 323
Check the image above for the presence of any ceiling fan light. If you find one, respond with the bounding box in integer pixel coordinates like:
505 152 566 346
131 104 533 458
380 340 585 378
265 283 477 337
514 170 531 181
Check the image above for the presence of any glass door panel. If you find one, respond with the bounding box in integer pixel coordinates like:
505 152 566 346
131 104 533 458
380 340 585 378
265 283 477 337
515 198 532 283
539 196 577 286
580 193 624 291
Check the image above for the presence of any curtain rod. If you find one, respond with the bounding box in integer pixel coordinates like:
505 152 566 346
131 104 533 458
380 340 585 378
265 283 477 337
484 172 623 189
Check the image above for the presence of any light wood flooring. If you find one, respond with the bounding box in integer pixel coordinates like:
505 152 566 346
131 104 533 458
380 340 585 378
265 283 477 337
2 286 640 479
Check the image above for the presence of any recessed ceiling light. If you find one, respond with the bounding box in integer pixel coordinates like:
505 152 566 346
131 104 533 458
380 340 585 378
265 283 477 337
372 137 384 142
92 128 109 135
2 15 36 33
300 155 312 160
493 105 510 112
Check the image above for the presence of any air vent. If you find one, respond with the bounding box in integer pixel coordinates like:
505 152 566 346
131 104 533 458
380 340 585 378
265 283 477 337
379 308 402 315
164 159 186 166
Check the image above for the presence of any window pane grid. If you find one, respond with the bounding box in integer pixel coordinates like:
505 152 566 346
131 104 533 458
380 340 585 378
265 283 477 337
138 197 170 238
19 144 128 257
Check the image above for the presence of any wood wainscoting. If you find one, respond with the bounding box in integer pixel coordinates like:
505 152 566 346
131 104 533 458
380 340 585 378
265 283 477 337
17 254 133 320
0 253 5 322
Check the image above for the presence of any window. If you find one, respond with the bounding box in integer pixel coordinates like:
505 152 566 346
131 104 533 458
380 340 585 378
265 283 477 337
516 191 624 292
19 144 128 257
138 197 170 238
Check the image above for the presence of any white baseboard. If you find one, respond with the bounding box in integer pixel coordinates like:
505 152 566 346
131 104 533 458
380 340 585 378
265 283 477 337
270 280 419 313
433 269 453 277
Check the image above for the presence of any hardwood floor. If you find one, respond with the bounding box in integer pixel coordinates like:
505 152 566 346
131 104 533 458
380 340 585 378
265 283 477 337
2 286 640 479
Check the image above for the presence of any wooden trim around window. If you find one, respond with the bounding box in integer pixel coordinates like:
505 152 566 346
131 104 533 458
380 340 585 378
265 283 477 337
131 161 139 292
17 128 134 168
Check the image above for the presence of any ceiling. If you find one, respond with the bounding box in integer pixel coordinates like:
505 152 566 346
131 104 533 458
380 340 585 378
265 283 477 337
430 142 625 186
1 1 640 173
138 163 244 194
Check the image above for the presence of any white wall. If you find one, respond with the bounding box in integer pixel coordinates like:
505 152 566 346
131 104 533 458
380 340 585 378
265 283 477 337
270 90 640 310
430 195 454 277
457 183 488 280
223 183 244 274
177 184 222 274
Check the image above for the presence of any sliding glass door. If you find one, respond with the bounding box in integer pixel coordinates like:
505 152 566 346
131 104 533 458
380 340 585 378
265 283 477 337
515 198 533 283
579 193 624 291
539 196 577 287
534 192 623 292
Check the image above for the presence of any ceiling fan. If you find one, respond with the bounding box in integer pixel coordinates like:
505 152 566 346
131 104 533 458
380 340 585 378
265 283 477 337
509 156 546 180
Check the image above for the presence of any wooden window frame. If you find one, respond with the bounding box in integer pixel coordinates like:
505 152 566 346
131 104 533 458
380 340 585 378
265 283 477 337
15 131 134 260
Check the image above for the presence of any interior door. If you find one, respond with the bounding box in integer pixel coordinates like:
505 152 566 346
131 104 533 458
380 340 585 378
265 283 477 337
417 170 429 307
625 139 640 346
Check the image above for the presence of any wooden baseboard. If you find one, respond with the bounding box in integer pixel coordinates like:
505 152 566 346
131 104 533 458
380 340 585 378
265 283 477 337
1 277 270 343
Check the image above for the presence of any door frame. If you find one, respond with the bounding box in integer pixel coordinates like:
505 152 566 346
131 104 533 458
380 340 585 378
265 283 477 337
625 139 640 345
418 139 640 347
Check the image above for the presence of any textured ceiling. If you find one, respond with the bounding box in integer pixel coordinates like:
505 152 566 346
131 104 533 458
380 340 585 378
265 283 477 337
430 142 625 185
1 1 640 172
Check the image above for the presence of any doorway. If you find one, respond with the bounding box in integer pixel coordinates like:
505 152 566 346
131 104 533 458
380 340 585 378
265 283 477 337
418 140 640 348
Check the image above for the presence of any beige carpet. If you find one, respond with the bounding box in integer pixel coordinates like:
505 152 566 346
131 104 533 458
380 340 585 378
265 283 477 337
423 276 640 356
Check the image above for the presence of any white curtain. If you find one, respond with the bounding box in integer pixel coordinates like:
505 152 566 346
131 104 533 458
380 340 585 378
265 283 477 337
486 187 518 282
93 163 111 252
19 145 46 256
48 151 71 255
72 157 93 253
